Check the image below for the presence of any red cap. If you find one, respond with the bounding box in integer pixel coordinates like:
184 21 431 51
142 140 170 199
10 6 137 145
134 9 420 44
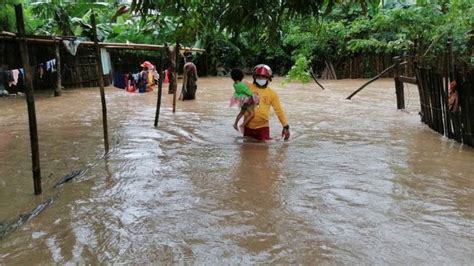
140 61 154 68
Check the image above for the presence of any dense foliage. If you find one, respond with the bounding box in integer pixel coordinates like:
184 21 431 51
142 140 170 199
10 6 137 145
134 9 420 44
1 0 472 79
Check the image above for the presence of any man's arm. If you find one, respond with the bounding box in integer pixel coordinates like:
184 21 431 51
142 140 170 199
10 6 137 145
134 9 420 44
192 64 198 81
271 92 290 140
271 92 288 127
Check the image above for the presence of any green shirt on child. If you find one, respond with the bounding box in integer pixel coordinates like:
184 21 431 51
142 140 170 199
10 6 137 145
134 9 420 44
233 82 253 97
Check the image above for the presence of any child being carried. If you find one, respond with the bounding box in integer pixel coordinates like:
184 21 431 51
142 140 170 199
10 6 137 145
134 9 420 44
229 68 259 132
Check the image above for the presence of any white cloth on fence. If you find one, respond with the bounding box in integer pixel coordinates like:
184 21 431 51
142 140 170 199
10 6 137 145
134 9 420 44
63 40 81 56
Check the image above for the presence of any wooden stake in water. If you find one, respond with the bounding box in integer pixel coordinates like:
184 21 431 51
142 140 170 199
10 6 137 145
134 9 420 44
15 4 42 195
91 12 109 154
154 52 164 127
54 42 62 97
173 41 179 113
393 56 405 109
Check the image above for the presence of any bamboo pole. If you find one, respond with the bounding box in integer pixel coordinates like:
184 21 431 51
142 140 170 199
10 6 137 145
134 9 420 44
393 56 405 109
437 69 446 135
154 52 163 127
445 37 454 138
416 67 425 122
14 4 42 195
441 43 450 136
427 68 435 129
447 36 462 141
172 41 179 113
414 62 426 123
346 61 406 100
465 71 474 146
91 12 109 154
436 72 445 135
0 32 206 53
54 42 62 96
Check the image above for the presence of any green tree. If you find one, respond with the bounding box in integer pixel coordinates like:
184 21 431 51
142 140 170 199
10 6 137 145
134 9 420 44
0 0 21 31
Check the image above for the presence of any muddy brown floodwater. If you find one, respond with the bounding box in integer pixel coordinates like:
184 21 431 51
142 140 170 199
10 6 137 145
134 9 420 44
0 77 473 264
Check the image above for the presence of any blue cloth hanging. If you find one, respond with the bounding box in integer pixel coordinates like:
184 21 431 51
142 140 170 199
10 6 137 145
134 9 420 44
113 72 125 89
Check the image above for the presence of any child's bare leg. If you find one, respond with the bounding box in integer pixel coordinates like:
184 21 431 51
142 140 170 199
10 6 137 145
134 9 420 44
240 108 254 131
233 109 245 131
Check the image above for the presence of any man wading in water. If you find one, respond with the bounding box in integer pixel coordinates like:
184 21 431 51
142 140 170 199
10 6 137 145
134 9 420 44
180 54 198 100
242 64 290 141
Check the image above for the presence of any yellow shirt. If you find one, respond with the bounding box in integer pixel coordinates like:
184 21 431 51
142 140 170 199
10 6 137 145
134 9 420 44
246 83 288 129
147 72 154 85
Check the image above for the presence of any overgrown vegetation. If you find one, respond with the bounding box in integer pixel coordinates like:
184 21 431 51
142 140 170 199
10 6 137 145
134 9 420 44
1 0 472 80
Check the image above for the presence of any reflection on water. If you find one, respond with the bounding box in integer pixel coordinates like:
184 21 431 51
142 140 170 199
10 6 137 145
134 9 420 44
0 78 473 264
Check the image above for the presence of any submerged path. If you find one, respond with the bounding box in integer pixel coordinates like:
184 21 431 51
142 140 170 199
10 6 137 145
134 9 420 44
0 77 473 264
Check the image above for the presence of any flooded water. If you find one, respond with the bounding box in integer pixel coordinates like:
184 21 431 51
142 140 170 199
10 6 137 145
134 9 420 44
0 77 473 264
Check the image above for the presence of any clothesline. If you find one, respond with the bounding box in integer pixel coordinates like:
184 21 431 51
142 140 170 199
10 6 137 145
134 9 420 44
0 58 56 94
2 58 56 73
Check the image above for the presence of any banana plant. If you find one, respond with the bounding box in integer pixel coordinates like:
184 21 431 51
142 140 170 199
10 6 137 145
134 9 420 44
26 0 116 39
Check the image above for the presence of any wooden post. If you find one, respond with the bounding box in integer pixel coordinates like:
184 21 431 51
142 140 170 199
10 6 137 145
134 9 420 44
167 44 177 94
432 71 443 134
54 42 62 96
393 56 405 109
91 12 109 154
154 52 163 127
172 41 179 113
15 4 42 195
414 61 426 123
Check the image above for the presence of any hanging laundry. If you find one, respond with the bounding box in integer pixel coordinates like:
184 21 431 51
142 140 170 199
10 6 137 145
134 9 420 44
45 59 56 72
63 39 81 56
19 68 24 82
17 68 25 88
132 73 140 84
113 72 125 89
100 48 112 75
49 59 54 71
8 69 19 87
38 64 44 78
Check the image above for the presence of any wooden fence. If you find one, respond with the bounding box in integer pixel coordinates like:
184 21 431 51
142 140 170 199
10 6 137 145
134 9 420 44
314 54 420 79
415 67 474 147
